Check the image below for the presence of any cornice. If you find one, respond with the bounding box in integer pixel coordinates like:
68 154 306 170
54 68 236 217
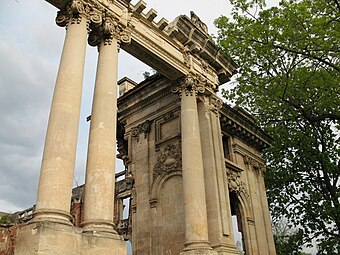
168 14 238 83
232 144 263 163
220 104 272 151
46 0 238 86
118 75 175 120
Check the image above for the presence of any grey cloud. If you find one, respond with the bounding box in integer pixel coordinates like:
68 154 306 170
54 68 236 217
0 2 59 210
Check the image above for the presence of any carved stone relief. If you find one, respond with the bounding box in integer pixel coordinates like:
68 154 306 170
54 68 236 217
131 120 151 141
56 1 132 47
198 94 223 115
190 11 208 34
243 155 266 173
154 143 181 176
171 73 206 97
227 169 249 198
88 15 132 47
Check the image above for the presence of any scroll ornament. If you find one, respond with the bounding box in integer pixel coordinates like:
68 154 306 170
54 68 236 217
154 144 181 176
88 15 132 47
243 155 266 173
227 170 249 198
171 74 205 97
131 120 151 140
56 0 89 27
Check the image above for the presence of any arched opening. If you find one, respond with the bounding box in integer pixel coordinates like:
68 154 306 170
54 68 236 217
230 192 246 255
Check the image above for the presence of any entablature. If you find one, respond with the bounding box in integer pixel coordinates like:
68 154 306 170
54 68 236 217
220 104 272 151
117 74 176 120
46 0 238 86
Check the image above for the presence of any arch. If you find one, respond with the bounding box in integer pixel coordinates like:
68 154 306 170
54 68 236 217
229 190 254 255
150 171 182 207
235 190 253 220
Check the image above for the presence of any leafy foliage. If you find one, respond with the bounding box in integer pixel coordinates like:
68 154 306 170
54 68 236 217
273 219 305 255
0 214 14 225
142 68 157 79
215 0 340 253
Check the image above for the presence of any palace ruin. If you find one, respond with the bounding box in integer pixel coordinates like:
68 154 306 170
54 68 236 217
0 0 276 254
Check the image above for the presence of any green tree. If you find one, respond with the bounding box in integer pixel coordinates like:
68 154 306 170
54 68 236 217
273 219 304 255
215 0 339 253
0 214 14 225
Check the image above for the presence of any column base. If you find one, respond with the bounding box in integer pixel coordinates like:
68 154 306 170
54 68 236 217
15 221 80 255
31 208 73 226
81 219 118 236
214 246 242 255
14 221 126 255
180 250 218 255
181 241 218 255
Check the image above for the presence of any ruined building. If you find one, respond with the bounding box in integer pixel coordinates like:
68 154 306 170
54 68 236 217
0 0 276 254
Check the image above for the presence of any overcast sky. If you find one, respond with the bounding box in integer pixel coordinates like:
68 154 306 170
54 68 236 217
0 0 234 213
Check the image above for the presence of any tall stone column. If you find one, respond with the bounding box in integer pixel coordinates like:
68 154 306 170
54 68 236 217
81 16 129 234
34 1 89 224
172 75 217 255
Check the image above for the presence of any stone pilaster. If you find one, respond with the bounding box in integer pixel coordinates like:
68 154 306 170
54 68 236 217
81 15 131 234
172 75 217 255
34 0 90 224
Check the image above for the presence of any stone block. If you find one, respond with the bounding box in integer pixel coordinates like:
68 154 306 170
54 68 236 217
15 222 81 255
14 222 127 255
81 233 126 255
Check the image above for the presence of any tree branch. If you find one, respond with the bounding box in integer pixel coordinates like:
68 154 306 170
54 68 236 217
272 43 340 72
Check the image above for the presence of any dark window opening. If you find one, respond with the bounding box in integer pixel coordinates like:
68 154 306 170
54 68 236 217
230 192 246 255
223 136 231 160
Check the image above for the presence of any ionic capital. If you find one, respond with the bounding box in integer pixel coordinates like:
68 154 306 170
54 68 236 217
198 94 223 115
56 0 87 27
171 73 205 97
88 15 131 47
243 155 266 174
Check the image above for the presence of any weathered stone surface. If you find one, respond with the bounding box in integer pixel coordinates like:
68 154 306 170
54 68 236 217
14 222 126 255
7 0 275 254
0 225 18 255
117 74 276 255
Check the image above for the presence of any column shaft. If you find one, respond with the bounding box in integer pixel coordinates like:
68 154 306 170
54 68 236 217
35 17 88 223
180 91 211 251
82 38 119 233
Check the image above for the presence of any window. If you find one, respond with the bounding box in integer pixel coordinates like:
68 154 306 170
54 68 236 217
222 135 231 160
230 192 246 254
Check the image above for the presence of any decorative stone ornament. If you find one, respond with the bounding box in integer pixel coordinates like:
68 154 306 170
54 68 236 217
56 0 87 27
171 73 205 97
227 170 249 198
88 16 118 46
198 94 223 114
153 144 181 176
190 11 208 34
55 0 105 32
243 155 266 173
88 14 132 47
131 120 151 141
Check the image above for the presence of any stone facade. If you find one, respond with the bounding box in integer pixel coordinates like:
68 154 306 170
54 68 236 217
2 0 276 254
114 74 276 255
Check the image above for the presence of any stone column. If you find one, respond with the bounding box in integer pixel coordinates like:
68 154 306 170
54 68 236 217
81 16 128 234
34 1 89 224
173 75 216 255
